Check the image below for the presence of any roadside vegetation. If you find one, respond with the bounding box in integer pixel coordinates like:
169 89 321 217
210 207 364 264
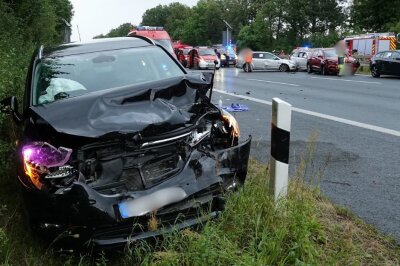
0 158 399 265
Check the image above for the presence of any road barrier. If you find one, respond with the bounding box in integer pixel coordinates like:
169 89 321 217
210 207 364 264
270 98 292 202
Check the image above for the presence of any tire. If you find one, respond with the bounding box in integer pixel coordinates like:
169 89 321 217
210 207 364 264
243 64 248 72
321 65 327 75
371 65 380 78
307 64 313 74
279 64 289 72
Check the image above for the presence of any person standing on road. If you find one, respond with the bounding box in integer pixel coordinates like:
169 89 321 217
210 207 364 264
336 40 348 76
241 48 253 72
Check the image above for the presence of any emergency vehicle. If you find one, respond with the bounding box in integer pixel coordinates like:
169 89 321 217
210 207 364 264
344 32 397 57
128 26 175 56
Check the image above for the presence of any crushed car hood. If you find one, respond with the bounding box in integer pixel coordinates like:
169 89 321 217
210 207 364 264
30 74 212 138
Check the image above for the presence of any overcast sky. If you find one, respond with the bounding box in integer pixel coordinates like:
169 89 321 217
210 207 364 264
70 0 198 42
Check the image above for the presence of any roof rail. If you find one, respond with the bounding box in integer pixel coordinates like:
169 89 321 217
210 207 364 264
126 33 156 45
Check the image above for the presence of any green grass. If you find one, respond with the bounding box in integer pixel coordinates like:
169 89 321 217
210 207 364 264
356 65 371 75
0 157 399 265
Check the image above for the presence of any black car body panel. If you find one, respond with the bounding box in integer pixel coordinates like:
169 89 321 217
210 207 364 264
1 37 251 250
370 50 400 77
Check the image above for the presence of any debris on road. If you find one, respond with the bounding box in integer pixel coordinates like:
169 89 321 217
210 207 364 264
222 103 249 112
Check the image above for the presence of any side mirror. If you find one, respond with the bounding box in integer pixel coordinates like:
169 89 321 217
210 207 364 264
214 60 218 65
397 33 400 43
0 96 22 123
318 55 323 59
396 58 400 61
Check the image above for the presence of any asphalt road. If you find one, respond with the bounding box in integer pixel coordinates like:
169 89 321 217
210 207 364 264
210 68 400 242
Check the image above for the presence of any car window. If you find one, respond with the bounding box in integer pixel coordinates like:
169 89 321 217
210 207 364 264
383 52 392 58
375 52 383 58
291 52 299 57
264 53 275 59
32 46 184 105
252 53 261 58
390 52 400 59
323 49 337 57
198 49 215 56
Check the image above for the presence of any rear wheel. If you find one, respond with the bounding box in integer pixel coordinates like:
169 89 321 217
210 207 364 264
371 65 380 78
279 64 289 72
307 64 313 74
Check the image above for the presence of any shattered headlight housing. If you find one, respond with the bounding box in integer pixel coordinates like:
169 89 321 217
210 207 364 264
22 142 73 189
221 110 240 138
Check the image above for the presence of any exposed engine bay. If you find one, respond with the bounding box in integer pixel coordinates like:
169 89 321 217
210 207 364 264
17 73 251 249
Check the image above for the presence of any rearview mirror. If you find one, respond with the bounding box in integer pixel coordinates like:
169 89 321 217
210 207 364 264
0 96 22 123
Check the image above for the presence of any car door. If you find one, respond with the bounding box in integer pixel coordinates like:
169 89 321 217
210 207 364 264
390 52 400 75
381 52 393 74
309 50 319 71
297 52 308 69
314 50 324 71
263 52 278 69
252 52 264 69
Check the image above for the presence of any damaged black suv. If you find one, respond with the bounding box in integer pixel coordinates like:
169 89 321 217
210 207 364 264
0 37 251 249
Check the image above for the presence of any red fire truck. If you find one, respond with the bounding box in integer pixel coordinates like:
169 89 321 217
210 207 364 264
128 26 175 56
344 32 397 57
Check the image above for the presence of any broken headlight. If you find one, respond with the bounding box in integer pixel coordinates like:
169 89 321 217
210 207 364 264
221 110 240 138
22 142 73 189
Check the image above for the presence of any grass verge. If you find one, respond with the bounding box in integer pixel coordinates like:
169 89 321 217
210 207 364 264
0 159 399 265
356 65 371 75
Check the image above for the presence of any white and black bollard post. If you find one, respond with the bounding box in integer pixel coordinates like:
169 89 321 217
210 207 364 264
270 98 292 203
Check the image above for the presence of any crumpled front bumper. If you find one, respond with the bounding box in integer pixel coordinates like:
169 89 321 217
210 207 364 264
21 137 252 249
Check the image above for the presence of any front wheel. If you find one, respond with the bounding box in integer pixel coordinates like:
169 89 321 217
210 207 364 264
371 65 380 78
279 64 289 72
307 64 313 74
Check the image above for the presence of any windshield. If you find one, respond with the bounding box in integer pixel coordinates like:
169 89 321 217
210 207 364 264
324 49 337 57
182 48 191 55
156 39 174 54
33 46 184 105
199 49 216 56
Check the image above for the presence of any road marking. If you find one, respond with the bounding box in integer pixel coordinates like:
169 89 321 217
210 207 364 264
247 78 301 87
310 76 380 84
214 89 400 137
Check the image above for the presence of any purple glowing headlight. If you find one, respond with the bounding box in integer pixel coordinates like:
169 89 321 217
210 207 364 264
22 142 72 168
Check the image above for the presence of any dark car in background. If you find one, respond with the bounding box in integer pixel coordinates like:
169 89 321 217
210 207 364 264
307 48 359 75
0 37 251 250
370 50 400 77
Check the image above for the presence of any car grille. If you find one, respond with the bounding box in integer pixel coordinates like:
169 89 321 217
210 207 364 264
141 154 180 187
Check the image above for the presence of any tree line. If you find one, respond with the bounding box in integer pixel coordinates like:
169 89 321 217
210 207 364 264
100 0 400 52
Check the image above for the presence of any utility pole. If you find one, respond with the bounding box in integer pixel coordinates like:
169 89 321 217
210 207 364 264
222 19 233 47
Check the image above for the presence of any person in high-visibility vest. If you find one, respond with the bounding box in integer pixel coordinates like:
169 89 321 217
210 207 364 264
336 40 348 76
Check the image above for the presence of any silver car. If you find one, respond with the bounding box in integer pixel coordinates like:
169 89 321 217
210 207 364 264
237 51 297 72
290 50 313 70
